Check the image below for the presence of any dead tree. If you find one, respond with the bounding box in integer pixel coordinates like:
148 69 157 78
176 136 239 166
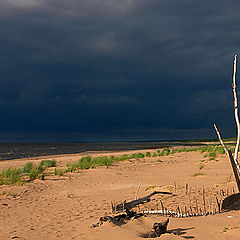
214 54 240 192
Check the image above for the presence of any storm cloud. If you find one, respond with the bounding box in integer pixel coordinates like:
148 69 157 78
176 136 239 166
0 0 240 141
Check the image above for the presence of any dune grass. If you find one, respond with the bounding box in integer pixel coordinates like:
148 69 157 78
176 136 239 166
193 172 205 177
146 152 151 157
0 160 57 185
0 144 233 186
54 168 64 176
39 160 56 168
66 152 147 173
199 163 205 170
0 168 23 185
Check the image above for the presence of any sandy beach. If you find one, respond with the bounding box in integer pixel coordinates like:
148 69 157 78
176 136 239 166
0 147 240 239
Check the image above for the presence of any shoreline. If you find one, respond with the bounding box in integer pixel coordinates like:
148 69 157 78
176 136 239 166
0 141 218 162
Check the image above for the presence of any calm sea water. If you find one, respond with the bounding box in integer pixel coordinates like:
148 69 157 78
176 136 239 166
0 142 172 160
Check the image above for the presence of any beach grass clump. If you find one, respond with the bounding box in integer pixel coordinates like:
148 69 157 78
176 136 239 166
28 163 47 181
78 156 92 170
171 147 201 154
66 163 78 172
91 156 113 168
158 148 170 156
36 164 46 174
170 149 177 154
54 168 64 176
115 154 131 161
109 155 115 161
0 168 23 185
200 145 216 153
22 162 33 173
145 152 151 157
152 152 157 157
193 172 205 177
199 163 204 170
39 160 56 168
29 168 39 181
215 147 225 155
131 153 145 159
207 151 216 161
66 152 148 173
0 159 60 185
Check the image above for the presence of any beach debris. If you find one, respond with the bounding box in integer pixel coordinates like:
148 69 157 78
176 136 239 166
94 182 238 232
92 209 144 228
148 218 169 238
139 183 240 217
112 191 172 213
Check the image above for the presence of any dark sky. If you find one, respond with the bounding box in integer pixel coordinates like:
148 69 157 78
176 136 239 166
0 0 240 142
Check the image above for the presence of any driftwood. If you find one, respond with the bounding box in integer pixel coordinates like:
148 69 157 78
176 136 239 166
114 191 173 212
92 209 144 228
148 218 169 238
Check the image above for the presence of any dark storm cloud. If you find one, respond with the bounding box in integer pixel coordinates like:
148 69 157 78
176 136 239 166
0 0 240 141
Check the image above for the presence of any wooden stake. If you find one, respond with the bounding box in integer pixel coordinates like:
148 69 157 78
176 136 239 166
211 197 214 214
185 183 188 195
190 205 193 215
160 200 164 215
135 180 142 200
111 201 114 213
203 185 206 214
195 198 198 213
177 206 180 214
216 196 221 213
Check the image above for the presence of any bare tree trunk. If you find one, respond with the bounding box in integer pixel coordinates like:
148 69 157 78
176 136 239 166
214 55 240 193
232 54 240 173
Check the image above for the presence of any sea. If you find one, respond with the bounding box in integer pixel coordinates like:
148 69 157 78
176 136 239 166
0 142 166 161
0 141 203 161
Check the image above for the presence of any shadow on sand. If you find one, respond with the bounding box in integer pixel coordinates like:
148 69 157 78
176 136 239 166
140 226 195 238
